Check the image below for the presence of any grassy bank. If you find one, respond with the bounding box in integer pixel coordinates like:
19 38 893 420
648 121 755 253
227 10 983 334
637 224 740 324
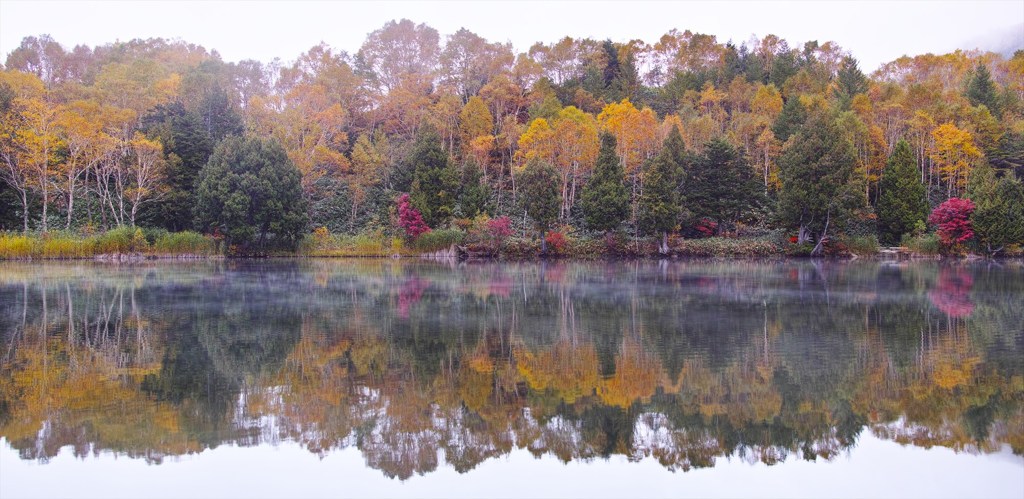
8 226 1012 261
0 228 220 259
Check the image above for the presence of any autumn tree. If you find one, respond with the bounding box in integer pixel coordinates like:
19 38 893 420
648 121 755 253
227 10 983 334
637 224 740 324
358 19 440 93
551 106 599 220
928 198 975 250
459 96 493 153
931 122 981 197
396 192 430 239
347 133 383 231
580 132 629 234
777 114 862 254
0 77 36 231
440 28 513 100
124 133 166 227
597 99 660 209
877 140 928 245
54 101 117 229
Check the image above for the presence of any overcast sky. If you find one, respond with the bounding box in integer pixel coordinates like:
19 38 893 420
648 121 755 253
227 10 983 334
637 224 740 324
1 1 1022 73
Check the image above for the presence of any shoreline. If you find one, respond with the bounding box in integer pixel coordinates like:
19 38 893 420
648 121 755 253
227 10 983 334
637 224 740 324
2 251 1019 262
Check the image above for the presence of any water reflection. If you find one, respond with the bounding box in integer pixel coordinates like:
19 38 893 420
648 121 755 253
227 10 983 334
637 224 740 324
0 260 1022 479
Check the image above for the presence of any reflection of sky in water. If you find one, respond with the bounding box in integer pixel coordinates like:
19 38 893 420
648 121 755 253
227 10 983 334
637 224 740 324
0 260 1021 497
2 434 1021 499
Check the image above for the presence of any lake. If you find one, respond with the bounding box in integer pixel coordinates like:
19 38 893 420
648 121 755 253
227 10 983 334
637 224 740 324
0 259 1022 498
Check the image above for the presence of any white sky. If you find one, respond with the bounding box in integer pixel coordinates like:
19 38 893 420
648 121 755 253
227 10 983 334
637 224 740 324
0 1 1022 73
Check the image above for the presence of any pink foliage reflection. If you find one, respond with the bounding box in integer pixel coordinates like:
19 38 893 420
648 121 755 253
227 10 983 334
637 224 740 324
928 268 974 318
487 272 512 298
397 277 427 318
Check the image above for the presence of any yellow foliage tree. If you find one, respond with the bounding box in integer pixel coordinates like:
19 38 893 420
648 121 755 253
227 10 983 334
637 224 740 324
930 122 981 196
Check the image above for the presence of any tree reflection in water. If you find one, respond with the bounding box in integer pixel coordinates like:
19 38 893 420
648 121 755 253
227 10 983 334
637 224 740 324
0 260 1021 479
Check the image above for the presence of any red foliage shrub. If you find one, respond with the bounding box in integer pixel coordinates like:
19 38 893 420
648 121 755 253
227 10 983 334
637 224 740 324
695 218 718 238
927 198 975 247
544 231 567 254
486 216 512 242
396 193 430 239
681 218 718 239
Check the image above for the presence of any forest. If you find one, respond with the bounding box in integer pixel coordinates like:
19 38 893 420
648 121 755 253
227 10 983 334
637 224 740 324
1 20 1023 257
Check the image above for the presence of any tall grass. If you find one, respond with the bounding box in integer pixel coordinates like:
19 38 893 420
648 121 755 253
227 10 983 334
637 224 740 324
0 234 36 259
901 232 942 255
92 227 148 254
301 229 408 257
412 229 465 252
0 228 221 259
152 231 218 255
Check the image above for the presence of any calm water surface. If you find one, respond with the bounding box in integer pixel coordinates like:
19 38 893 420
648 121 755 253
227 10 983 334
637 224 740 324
0 259 1022 498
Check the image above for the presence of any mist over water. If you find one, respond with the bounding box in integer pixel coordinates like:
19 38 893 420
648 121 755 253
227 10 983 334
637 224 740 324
0 259 1021 497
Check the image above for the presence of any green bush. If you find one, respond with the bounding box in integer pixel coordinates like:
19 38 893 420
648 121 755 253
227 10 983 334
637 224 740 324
413 229 465 252
141 227 170 245
501 237 541 259
785 242 816 257
564 237 604 259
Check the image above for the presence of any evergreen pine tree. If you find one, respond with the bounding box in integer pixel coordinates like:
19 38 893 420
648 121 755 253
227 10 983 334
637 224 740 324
458 160 490 218
772 97 807 143
684 138 764 233
835 56 868 110
410 125 459 227
195 136 308 253
638 127 685 253
139 102 214 231
967 162 1024 255
989 131 1024 179
966 63 1001 118
581 132 629 233
777 114 863 255
519 158 560 253
877 140 928 245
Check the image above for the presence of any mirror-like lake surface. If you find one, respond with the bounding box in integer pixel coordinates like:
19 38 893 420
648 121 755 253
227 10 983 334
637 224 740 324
1 259 1022 498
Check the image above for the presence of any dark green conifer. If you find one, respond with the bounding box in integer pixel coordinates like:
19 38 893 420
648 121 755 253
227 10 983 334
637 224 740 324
409 125 459 227
877 140 928 245
772 97 807 143
966 63 1000 117
519 158 560 253
581 132 629 234
684 138 764 234
638 127 684 253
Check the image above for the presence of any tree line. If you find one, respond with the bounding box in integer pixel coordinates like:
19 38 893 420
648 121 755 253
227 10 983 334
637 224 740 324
1 23 1022 255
